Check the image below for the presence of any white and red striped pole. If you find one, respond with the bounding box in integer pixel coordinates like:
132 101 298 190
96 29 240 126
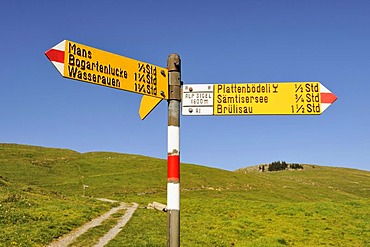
167 54 181 247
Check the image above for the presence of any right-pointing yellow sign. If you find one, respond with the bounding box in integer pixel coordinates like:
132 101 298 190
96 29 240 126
182 82 337 116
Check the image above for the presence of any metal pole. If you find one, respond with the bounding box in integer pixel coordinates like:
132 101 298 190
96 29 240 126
167 53 181 247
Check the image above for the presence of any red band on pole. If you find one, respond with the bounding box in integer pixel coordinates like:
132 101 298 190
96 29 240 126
45 49 65 63
168 155 180 181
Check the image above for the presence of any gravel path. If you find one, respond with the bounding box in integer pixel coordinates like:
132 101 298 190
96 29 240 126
93 203 138 246
47 200 138 247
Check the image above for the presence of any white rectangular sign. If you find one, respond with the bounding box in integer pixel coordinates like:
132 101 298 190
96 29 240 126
182 84 214 115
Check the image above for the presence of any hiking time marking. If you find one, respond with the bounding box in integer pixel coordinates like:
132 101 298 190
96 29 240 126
45 40 168 99
182 82 337 116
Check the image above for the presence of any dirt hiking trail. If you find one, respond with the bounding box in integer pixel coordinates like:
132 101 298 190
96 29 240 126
48 199 138 247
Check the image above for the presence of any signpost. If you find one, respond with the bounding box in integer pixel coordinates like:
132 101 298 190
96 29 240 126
182 82 337 116
45 40 168 100
167 54 181 247
46 40 338 247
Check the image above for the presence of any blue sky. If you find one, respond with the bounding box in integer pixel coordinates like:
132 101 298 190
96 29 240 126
1 1 369 171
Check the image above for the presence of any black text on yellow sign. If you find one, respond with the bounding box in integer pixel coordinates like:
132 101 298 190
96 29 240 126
64 40 168 99
214 82 322 115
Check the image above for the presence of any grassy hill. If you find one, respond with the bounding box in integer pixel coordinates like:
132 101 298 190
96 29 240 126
0 143 369 246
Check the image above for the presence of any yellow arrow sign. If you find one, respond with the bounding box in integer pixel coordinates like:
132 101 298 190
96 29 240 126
215 82 323 115
139 95 163 120
45 40 168 99
183 82 337 115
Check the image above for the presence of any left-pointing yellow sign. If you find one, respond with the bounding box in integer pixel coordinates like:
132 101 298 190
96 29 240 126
45 40 168 99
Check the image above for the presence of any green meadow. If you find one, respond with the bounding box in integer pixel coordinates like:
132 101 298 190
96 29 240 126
0 143 369 246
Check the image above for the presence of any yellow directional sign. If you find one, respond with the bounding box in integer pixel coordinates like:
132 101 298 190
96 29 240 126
215 82 322 115
45 40 168 99
182 82 337 115
139 95 162 120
